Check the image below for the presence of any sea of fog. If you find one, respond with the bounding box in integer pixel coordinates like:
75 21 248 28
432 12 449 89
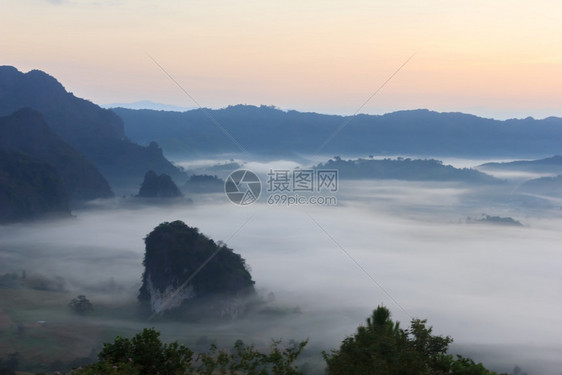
1 169 562 373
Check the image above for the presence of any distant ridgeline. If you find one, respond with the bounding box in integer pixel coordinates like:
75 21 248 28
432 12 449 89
315 157 502 183
139 221 255 319
479 155 562 197
518 175 562 197
479 155 562 174
0 66 185 192
113 105 562 158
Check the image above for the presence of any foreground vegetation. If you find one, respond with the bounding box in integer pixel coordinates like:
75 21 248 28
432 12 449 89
64 328 306 375
11 306 506 375
323 307 501 375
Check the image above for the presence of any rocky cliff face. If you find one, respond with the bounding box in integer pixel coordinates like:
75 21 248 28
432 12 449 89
138 221 255 317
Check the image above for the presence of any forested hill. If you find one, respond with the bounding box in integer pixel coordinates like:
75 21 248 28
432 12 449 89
0 108 113 201
0 149 71 223
479 155 562 173
0 66 184 190
113 105 562 158
316 157 501 184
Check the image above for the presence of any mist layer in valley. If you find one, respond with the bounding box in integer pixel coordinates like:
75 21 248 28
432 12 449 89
1 161 561 374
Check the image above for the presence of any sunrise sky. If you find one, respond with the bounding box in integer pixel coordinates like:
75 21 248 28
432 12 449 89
1 0 561 119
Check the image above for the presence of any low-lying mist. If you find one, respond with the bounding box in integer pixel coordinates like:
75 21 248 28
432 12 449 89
1 174 561 374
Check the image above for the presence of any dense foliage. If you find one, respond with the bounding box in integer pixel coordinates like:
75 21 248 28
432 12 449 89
21 308 512 374
0 108 113 201
59 313 504 375
70 328 307 375
138 221 255 314
68 295 94 315
316 157 500 183
323 306 499 375
0 149 70 223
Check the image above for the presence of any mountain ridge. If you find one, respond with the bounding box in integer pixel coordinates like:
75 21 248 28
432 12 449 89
0 149 71 223
0 108 113 201
0 66 184 192
113 105 562 159
315 157 502 184
479 155 562 174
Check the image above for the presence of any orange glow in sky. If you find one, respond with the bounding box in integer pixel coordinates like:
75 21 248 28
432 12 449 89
1 0 561 119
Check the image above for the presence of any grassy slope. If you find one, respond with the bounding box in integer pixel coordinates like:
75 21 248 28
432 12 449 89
0 287 132 373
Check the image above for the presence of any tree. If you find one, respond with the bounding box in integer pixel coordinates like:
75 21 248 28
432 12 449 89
97 328 193 375
68 295 93 315
70 328 307 375
324 306 499 375
195 339 307 375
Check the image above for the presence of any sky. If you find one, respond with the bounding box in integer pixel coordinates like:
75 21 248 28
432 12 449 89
1 0 562 119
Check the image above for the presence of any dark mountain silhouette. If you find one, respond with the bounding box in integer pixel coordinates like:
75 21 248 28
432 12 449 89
0 66 184 191
139 221 255 317
0 149 70 223
137 170 183 198
0 108 113 201
113 105 562 158
479 155 562 174
102 100 193 112
0 66 124 142
315 157 501 183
